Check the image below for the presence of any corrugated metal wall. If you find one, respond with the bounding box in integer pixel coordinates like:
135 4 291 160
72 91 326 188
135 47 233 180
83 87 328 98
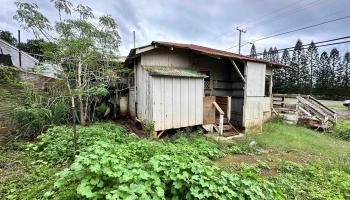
152 77 203 131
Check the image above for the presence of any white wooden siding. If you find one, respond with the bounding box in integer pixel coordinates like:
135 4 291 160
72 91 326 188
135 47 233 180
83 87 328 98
243 62 267 131
152 76 203 131
136 64 153 121
141 48 191 68
245 61 266 97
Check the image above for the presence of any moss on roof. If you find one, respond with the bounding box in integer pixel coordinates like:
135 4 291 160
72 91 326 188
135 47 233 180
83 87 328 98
143 66 207 78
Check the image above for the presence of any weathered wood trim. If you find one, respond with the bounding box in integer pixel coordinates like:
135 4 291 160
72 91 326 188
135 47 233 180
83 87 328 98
136 45 157 55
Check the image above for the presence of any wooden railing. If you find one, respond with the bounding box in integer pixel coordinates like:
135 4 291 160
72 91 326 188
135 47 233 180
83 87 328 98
213 101 224 135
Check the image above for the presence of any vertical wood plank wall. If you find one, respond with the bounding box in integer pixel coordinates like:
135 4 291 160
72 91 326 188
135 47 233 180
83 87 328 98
152 76 203 131
136 64 153 122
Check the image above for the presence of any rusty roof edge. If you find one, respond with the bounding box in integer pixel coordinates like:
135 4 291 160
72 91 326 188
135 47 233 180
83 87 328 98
125 41 288 68
152 41 288 68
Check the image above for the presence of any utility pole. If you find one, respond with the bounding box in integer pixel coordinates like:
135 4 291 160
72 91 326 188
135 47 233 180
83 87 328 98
236 27 246 55
18 30 22 67
133 31 136 48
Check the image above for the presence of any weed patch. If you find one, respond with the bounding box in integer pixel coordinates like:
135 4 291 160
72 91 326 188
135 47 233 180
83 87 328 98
273 161 350 199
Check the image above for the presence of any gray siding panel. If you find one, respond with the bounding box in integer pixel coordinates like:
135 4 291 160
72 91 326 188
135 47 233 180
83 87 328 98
152 76 203 131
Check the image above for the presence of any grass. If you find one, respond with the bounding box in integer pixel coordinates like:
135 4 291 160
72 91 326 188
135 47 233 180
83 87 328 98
250 120 350 158
283 97 347 110
0 144 65 199
327 103 348 110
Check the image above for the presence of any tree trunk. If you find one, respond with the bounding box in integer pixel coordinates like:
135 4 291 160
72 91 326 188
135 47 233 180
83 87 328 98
77 60 85 125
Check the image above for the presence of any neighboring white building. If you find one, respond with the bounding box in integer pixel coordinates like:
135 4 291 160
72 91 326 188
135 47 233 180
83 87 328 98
0 38 39 70
0 38 62 78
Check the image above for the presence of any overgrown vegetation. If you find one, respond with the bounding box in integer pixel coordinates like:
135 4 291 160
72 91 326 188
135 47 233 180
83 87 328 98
1 123 284 199
1 120 350 199
273 161 350 200
334 120 350 142
35 123 131 163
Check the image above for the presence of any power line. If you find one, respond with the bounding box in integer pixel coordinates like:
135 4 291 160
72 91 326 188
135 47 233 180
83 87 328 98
237 6 348 52
264 36 350 53
246 0 323 29
210 0 323 44
255 39 350 56
225 15 350 51
245 15 350 46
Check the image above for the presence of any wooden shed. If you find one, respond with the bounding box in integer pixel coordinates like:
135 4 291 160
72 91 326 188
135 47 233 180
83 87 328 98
126 41 285 135
133 66 205 131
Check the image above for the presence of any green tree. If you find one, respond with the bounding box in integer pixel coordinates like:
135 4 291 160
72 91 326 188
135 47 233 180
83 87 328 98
267 47 274 61
315 52 331 93
290 40 308 93
14 2 53 40
341 52 350 90
51 0 73 21
14 1 123 125
19 39 58 61
306 41 318 94
262 49 268 60
273 47 279 63
250 44 257 58
329 48 341 88
0 30 17 45
280 49 291 92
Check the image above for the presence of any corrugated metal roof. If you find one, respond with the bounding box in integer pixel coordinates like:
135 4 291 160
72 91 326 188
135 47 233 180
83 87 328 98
143 66 207 78
126 41 286 68
152 41 285 67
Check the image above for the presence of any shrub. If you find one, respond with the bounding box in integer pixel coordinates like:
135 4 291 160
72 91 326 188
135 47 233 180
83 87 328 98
334 120 350 142
12 106 52 138
169 135 227 159
35 123 133 163
51 140 284 200
12 98 71 139
0 65 21 84
229 142 258 155
141 120 155 138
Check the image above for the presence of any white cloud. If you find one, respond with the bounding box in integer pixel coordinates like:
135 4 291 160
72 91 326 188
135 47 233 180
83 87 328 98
1 0 349 56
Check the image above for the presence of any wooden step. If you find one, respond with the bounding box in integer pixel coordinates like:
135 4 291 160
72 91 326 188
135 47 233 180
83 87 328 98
216 118 229 124
223 124 232 131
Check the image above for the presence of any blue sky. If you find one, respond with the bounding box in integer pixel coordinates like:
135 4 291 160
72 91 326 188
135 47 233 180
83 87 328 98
1 0 350 56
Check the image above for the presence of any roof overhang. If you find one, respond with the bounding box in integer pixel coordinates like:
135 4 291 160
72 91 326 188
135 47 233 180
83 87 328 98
126 41 287 68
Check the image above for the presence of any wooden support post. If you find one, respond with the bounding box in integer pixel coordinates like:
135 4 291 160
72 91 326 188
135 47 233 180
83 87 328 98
219 113 224 135
157 130 165 139
229 58 245 83
213 101 224 135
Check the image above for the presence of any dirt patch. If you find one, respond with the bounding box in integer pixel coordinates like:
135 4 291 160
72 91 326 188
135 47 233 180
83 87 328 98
215 149 311 177
113 118 146 137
